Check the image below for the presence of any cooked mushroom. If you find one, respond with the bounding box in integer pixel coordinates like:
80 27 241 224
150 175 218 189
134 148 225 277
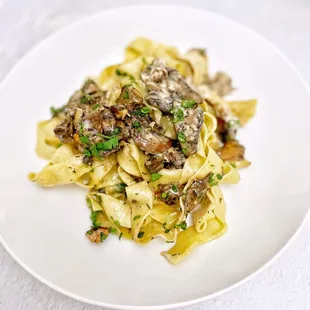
163 147 186 169
183 175 211 213
206 71 234 97
145 154 165 173
86 227 109 243
173 100 203 156
157 183 183 206
217 140 245 162
141 59 202 113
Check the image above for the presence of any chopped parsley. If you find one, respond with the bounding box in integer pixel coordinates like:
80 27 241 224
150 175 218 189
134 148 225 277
141 106 151 114
216 174 223 180
79 135 89 145
208 172 218 186
166 241 174 243
123 89 129 99
116 183 127 193
100 232 108 242
172 108 184 123
91 145 101 158
161 192 168 199
90 211 100 228
84 148 92 157
133 215 141 221
119 232 123 240
50 106 64 117
132 121 141 129
109 227 117 234
151 173 162 182
96 136 119 151
92 103 100 110
175 221 187 230
230 163 237 168
86 197 92 208
111 127 121 135
86 230 93 235
80 94 92 104
114 221 121 228
138 231 144 238
171 184 178 193
181 99 196 109
164 229 170 233
181 148 188 156
116 69 128 76
177 132 186 143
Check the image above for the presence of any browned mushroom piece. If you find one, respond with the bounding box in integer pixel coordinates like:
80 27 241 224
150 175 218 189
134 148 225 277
157 183 183 206
54 119 74 143
145 154 165 174
86 227 109 243
218 140 245 162
206 71 235 97
183 175 211 213
141 59 202 113
163 147 186 169
173 101 204 156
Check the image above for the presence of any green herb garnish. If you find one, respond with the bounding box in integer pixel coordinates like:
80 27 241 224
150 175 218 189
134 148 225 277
231 163 237 168
50 106 64 117
133 215 141 221
138 231 144 238
123 90 129 99
151 173 162 182
116 183 127 193
79 135 89 145
171 184 178 193
175 221 187 230
181 99 196 109
119 232 123 240
166 241 174 243
80 95 91 104
177 132 186 143
100 232 108 242
216 174 223 180
116 69 128 76
96 136 119 151
132 121 141 129
141 106 151 114
173 108 184 123
181 148 188 156
92 103 100 110
90 211 100 228
84 149 92 157
161 192 168 199
86 230 93 235
109 227 117 234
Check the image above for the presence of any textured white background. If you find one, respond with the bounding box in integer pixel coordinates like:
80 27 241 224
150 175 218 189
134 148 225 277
0 0 310 309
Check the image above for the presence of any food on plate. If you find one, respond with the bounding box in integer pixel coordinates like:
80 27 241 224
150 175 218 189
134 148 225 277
28 37 257 264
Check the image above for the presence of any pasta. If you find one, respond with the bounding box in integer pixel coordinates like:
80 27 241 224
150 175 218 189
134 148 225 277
28 37 256 264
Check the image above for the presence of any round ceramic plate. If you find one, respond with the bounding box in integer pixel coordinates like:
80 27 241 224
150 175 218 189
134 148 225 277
0 5 310 309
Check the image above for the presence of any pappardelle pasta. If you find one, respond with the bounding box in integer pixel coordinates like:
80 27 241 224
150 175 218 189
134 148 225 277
28 38 257 264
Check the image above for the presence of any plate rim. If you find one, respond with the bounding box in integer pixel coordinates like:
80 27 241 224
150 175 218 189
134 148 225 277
1 4 310 309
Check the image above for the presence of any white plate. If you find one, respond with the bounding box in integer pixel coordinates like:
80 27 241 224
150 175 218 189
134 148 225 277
0 4 310 309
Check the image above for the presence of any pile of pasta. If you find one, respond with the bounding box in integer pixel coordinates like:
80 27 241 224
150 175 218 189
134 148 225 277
29 38 256 264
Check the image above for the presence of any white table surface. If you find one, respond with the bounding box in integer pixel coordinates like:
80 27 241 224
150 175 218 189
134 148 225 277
0 0 310 309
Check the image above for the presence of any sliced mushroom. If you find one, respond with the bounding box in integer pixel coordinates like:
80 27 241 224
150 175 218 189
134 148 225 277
206 71 234 97
183 175 210 213
173 100 203 156
163 147 186 169
217 140 245 162
145 154 164 173
157 183 183 206
141 59 202 113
